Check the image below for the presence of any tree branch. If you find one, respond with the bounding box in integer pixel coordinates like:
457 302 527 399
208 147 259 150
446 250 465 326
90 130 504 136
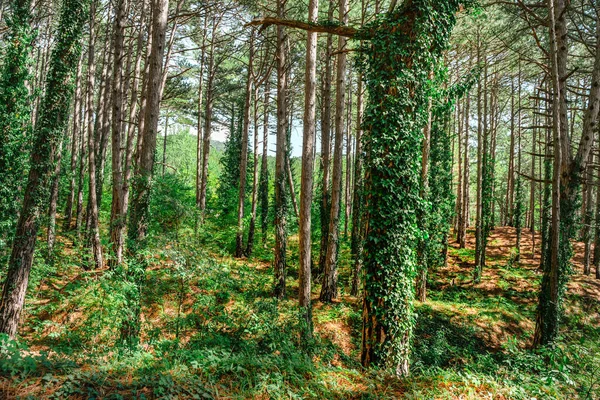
245 17 358 38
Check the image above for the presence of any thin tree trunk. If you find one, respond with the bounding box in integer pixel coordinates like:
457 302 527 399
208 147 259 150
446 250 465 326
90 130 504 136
299 0 318 333
74 54 87 236
350 73 364 297
196 13 208 211
462 90 471 237
246 85 260 256
318 0 335 274
320 0 348 302
199 17 217 219
47 139 64 255
109 0 128 267
260 79 271 245
123 0 148 220
162 111 169 176
123 0 169 342
273 0 288 299
86 0 103 270
236 31 255 257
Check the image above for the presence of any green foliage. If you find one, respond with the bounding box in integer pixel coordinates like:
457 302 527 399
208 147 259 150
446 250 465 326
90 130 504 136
150 172 195 238
0 0 35 256
217 100 253 219
358 0 473 373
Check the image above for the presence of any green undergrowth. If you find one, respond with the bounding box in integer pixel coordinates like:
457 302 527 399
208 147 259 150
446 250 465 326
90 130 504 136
1 230 599 399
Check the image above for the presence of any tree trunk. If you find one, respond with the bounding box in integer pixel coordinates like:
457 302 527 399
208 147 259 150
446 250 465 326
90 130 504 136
318 0 335 275
299 0 318 333
86 0 103 270
123 0 169 342
260 79 271 244
320 0 348 302
273 0 288 299
196 13 208 212
198 17 217 219
109 0 128 267
47 139 64 256
246 84 260 256
0 0 89 337
350 73 364 297
236 31 255 257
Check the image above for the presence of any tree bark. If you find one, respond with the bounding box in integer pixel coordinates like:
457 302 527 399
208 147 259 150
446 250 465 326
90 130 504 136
318 0 335 274
0 0 89 337
320 0 348 302
236 30 255 257
86 0 103 270
109 0 128 267
260 79 271 245
299 0 318 333
123 0 169 342
273 0 288 299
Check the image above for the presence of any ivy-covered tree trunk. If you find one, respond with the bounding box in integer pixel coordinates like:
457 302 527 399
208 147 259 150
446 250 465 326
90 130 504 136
535 0 600 345
0 0 89 337
360 0 465 376
0 0 34 252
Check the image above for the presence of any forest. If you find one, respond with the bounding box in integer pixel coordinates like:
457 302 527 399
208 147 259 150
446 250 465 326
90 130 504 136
0 0 599 398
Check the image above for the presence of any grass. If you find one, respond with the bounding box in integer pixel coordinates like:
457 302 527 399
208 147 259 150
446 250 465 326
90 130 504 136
1 224 599 399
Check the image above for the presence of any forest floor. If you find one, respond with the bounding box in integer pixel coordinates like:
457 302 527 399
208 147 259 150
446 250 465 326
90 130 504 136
1 224 599 399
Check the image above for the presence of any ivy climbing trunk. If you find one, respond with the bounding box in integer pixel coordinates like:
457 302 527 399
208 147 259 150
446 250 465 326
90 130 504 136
360 0 465 377
0 0 89 337
0 0 34 252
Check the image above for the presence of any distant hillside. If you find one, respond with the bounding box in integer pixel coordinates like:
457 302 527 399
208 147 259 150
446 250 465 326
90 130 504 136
210 140 225 152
